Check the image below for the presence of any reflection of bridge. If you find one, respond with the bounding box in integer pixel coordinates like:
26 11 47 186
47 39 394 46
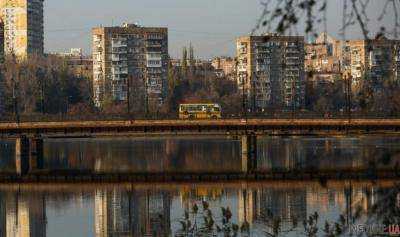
3 119 400 176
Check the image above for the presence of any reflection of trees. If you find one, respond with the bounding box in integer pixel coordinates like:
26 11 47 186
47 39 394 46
258 136 400 172
46 137 241 174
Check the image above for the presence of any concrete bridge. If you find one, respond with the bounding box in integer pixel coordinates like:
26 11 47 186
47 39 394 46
1 119 400 136
2 119 400 176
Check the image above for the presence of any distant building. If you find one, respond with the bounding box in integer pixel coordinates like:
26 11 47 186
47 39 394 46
57 48 93 79
236 34 305 110
211 57 236 79
68 57 93 79
305 33 342 83
0 0 44 57
92 23 168 107
343 36 400 91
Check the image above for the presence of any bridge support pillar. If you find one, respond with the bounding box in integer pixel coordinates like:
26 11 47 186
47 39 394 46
15 136 44 175
30 137 44 170
241 134 257 173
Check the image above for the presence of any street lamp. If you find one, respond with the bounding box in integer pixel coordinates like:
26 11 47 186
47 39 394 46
345 72 352 122
36 67 45 114
12 75 19 123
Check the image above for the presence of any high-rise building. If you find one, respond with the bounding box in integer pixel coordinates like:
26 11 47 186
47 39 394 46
305 33 342 83
92 23 168 108
0 0 44 57
342 36 400 91
236 34 305 110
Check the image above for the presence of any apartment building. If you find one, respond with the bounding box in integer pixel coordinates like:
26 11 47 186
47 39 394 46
58 48 93 79
305 33 342 83
343 36 400 91
236 34 305 110
92 23 168 108
211 57 236 79
0 0 44 57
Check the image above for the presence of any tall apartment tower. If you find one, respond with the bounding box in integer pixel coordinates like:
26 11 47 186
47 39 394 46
92 23 168 108
342 36 400 91
0 0 44 57
236 34 305 110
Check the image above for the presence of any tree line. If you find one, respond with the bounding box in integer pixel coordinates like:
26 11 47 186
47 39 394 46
0 54 399 121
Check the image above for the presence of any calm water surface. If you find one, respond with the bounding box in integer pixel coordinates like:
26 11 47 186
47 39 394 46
1 135 400 173
0 135 399 236
0 181 397 237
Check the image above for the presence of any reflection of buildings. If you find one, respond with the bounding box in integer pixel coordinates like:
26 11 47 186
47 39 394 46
258 137 308 171
257 136 400 171
1 192 46 237
238 190 255 226
95 189 171 236
256 188 307 225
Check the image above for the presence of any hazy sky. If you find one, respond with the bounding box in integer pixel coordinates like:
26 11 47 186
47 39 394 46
44 0 394 59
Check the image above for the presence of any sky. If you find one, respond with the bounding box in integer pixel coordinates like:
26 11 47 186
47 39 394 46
44 0 395 59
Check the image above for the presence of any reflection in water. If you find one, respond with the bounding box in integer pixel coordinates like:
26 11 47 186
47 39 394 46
0 191 46 237
0 140 15 172
1 136 400 173
95 189 171 236
257 136 400 171
45 137 241 173
0 181 394 236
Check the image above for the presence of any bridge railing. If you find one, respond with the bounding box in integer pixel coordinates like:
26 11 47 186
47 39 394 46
0 111 398 122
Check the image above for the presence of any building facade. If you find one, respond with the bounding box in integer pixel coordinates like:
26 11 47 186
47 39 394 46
343 36 400 91
305 33 342 83
211 57 236 79
58 48 93 79
92 23 168 108
0 0 44 57
236 34 305 110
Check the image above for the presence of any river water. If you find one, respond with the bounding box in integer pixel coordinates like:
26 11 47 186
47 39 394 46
1 135 400 173
0 135 399 236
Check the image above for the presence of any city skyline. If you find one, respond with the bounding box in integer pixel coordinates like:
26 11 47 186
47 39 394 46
45 0 395 59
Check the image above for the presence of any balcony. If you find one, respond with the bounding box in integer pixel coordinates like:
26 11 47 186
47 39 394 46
146 60 162 68
256 64 267 72
146 42 162 48
237 65 247 72
111 39 127 48
112 67 128 75
112 48 127 54
111 55 127 61
146 53 162 61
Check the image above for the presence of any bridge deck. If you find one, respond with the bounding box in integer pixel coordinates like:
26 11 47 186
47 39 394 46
1 119 400 136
